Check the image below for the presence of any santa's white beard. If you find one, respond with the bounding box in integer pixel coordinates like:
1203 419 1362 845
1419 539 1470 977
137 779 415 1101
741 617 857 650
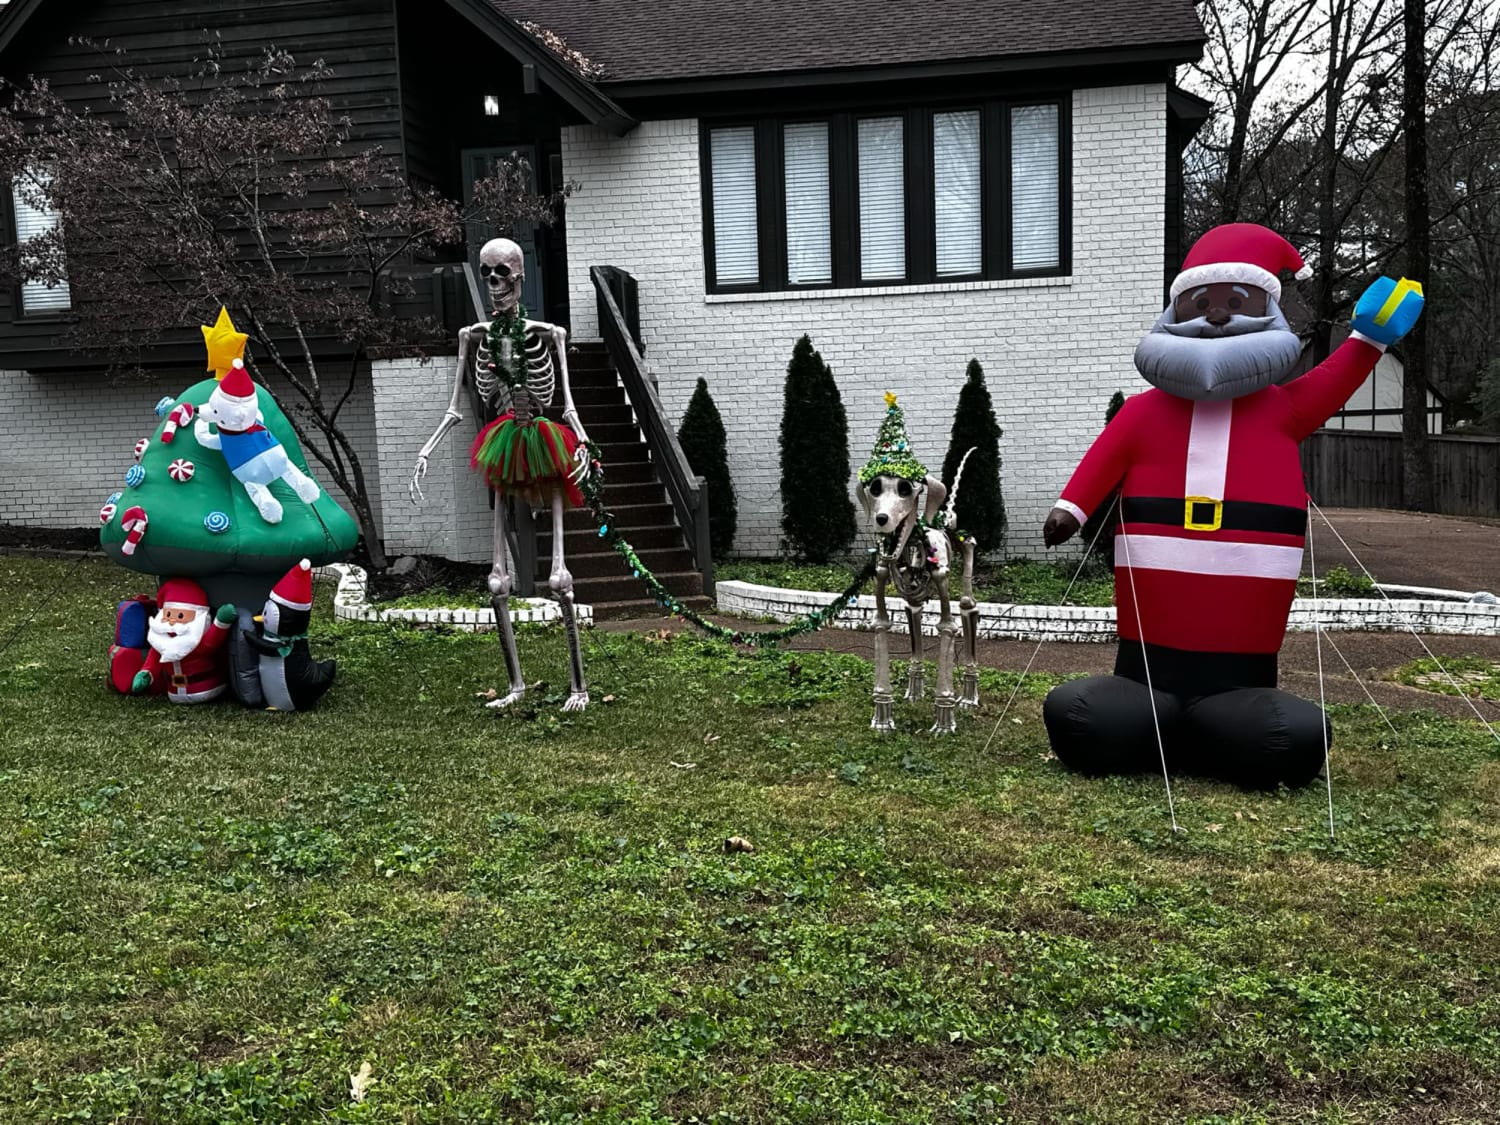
1134 300 1303 401
148 610 209 663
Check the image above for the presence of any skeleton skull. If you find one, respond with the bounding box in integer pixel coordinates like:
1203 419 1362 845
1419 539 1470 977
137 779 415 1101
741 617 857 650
479 238 525 314
861 475 920 534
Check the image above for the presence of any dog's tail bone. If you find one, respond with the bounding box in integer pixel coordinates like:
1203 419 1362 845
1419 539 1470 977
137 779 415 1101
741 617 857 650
942 446 977 528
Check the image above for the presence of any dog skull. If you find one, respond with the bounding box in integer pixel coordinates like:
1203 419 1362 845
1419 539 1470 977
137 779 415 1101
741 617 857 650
862 474 919 534
478 238 525 315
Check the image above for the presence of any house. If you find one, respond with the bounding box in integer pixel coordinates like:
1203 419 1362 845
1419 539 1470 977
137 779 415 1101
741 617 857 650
0 0 1208 593
1293 330 1444 435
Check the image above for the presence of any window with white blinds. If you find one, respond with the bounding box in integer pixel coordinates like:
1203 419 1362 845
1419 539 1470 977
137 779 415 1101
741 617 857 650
933 110 982 277
700 100 1066 291
783 123 831 286
1011 104 1060 272
857 117 905 281
11 169 71 313
709 126 759 286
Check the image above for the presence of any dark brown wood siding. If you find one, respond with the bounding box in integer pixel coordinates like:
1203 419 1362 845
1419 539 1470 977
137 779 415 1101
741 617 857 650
0 0 403 371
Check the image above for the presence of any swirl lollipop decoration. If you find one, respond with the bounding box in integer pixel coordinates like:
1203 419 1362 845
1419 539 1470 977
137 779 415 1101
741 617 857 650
202 510 231 535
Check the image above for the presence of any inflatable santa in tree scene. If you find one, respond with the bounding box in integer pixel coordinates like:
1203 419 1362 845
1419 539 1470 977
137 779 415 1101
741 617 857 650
101 308 354 710
1041 223 1425 789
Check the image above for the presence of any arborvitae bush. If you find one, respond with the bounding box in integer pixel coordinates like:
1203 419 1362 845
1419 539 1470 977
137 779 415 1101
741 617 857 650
1083 391 1128 564
940 359 1006 553
677 377 737 559
779 335 855 562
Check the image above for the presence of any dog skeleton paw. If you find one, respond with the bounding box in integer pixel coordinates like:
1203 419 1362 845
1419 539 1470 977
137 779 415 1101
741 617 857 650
561 691 589 713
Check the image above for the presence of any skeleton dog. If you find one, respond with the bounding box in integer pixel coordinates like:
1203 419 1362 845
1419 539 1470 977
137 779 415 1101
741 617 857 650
859 394 980 734
409 238 593 712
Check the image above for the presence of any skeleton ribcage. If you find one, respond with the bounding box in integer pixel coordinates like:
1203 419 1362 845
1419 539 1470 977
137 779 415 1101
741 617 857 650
473 325 557 418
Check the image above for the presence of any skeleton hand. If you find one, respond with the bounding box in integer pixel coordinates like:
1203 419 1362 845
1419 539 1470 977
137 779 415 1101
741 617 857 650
570 443 593 487
409 456 430 504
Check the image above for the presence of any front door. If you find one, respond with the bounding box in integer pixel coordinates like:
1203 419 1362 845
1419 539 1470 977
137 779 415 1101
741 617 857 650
462 145 544 315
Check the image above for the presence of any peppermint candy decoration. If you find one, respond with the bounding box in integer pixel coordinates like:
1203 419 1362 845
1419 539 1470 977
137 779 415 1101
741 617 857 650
167 458 195 482
203 510 231 534
99 501 117 525
133 437 150 461
125 464 146 488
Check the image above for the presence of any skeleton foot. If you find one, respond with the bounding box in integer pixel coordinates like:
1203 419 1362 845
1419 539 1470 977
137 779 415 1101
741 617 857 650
485 686 527 710
959 669 980 709
244 481 283 524
562 690 589 713
930 699 958 735
904 662 924 702
871 693 895 732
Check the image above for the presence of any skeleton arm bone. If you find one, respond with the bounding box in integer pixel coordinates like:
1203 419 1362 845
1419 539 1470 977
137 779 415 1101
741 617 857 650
410 327 475 503
530 320 593 482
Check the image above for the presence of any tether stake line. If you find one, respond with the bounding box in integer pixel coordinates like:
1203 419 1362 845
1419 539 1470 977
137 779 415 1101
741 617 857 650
1310 500 1500 744
0 552 91 663
1318 629 1402 741
1120 529 1182 834
983 495 1119 755
1307 511 1336 841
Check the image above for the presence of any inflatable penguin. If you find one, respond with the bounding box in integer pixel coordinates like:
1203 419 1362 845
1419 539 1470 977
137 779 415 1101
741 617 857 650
243 558 337 712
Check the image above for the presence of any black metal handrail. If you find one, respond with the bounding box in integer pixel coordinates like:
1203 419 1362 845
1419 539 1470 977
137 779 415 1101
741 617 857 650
590 266 714 596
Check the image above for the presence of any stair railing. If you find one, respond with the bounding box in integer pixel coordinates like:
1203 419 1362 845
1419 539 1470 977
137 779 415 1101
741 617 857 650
590 266 715 596
462 262 537 596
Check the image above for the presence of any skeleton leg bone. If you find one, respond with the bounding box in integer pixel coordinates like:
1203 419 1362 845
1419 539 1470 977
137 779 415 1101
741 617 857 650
959 539 980 708
931 576 959 735
871 560 895 731
905 605 925 701
484 493 527 710
548 488 589 713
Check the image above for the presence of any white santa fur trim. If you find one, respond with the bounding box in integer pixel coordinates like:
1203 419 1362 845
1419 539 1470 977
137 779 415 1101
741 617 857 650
1170 262 1283 303
160 599 208 612
1054 499 1089 525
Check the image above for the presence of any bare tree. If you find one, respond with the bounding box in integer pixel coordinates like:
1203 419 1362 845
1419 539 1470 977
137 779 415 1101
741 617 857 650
1402 0 1434 510
0 42 564 568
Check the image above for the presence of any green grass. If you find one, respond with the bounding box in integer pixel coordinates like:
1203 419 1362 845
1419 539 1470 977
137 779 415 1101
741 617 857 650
1395 655 1500 700
3 555 1500 1122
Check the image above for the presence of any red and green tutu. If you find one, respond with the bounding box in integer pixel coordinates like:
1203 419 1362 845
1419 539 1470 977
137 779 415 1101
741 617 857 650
469 413 584 509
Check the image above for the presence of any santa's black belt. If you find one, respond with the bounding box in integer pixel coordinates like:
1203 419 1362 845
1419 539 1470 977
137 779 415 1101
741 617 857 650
1121 497 1307 536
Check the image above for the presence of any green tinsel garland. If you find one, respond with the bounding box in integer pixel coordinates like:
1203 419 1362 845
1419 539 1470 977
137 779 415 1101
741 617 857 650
577 441 873 647
483 304 532 390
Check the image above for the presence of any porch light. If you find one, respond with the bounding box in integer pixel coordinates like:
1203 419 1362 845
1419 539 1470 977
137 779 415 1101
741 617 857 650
483 95 500 117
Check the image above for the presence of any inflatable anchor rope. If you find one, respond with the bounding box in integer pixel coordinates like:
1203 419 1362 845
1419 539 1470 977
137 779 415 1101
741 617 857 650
1119 526 1183 835
0 552 92 663
1311 499 1500 746
1306 513 1335 841
983 492 1121 756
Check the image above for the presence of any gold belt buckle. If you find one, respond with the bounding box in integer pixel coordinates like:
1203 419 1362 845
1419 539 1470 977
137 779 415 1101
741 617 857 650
171 673 190 688
1184 496 1222 531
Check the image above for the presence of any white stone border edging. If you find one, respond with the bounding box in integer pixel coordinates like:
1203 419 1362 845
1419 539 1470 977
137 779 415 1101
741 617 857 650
321 563 593 631
716 580 1500 642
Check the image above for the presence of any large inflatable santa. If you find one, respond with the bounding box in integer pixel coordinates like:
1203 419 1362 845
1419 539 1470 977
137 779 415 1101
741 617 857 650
1041 223 1424 788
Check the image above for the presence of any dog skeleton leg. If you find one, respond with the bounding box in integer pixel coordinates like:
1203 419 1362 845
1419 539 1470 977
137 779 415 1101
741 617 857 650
958 537 980 708
905 605 925 701
871 554 896 732
931 574 959 734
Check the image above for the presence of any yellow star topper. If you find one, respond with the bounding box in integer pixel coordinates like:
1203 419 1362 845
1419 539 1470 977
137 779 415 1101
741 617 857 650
884 391 898 410
201 307 248 379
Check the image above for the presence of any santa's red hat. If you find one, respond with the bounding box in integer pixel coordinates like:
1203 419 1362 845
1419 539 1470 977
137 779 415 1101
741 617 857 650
1170 222 1313 304
270 558 314 612
157 576 210 613
216 359 256 406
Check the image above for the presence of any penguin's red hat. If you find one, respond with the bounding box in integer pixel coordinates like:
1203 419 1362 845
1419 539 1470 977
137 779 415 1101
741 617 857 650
269 558 314 612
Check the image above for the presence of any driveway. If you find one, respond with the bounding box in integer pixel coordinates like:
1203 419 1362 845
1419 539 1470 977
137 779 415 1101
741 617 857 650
1310 507 1500 593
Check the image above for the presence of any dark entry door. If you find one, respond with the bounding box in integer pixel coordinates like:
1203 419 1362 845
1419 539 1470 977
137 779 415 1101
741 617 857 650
462 145 543 315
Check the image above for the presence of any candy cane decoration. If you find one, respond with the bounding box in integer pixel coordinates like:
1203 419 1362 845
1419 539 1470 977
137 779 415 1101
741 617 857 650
119 506 149 557
161 401 194 444
134 437 150 461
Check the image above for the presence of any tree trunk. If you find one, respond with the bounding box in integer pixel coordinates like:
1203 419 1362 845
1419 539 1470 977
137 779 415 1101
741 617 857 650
1402 0 1434 511
1312 0 1341 364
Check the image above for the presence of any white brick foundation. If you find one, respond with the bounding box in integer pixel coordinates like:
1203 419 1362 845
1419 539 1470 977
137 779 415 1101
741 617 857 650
717 581 1500 640
560 85 1169 559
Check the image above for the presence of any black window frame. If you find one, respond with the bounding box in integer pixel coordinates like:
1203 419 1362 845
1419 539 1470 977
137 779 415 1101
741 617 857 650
699 96 1071 295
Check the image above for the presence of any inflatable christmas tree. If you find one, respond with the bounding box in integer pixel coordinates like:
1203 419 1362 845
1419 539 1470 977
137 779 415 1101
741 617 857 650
98 308 359 605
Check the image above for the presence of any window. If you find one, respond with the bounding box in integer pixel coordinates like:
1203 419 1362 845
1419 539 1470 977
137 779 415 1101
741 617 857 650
707 125 759 287
11 169 71 314
700 99 1067 293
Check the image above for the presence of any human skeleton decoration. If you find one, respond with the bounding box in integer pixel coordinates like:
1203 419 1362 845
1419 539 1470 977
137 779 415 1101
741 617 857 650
858 394 979 734
410 237 593 712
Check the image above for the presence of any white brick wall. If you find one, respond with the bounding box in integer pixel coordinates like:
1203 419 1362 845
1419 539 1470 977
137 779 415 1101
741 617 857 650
0 364 383 532
560 85 1168 558
368 354 497 563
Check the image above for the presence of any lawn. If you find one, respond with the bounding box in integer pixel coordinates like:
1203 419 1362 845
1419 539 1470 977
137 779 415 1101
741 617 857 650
3 555 1499 1123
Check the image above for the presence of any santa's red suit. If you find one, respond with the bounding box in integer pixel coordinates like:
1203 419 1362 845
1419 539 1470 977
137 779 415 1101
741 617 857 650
137 579 232 704
1055 336 1382 690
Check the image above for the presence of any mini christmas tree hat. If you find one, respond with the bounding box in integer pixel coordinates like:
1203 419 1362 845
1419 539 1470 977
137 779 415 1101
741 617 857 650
859 392 927 484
